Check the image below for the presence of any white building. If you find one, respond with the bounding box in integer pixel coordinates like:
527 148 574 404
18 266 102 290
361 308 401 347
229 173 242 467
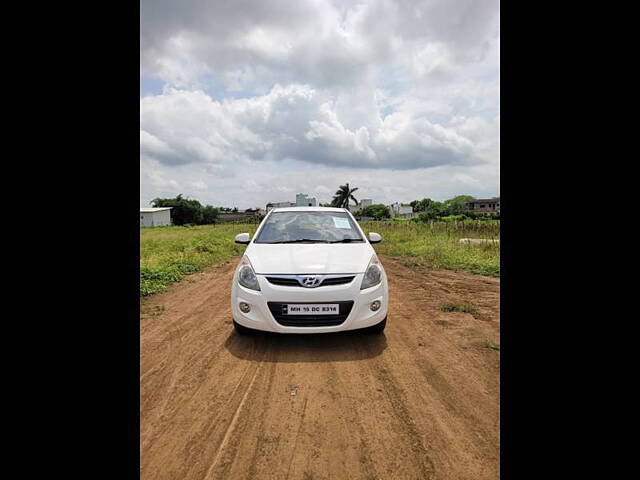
390 202 414 217
266 201 296 212
296 193 317 207
140 207 172 227
350 198 372 213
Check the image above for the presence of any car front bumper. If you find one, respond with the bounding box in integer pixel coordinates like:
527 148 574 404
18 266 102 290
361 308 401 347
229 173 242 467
231 272 388 334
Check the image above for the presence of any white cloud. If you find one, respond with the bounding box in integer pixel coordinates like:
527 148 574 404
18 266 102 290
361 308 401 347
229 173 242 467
141 84 485 170
140 155 499 209
141 0 499 93
190 180 207 191
140 0 499 207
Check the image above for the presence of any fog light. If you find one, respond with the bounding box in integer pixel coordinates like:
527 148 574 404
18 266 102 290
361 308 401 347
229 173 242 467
239 302 251 313
370 300 381 311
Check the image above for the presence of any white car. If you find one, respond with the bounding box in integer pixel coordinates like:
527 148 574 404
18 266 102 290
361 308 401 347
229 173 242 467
230 207 389 334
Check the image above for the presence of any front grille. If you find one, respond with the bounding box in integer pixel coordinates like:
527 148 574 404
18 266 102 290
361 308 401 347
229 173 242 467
320 276 354 286
265 277 300 286
265 276 355 287
267 301 354 327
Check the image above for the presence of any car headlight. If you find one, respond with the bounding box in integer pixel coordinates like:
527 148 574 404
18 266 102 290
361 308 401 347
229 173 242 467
360 255 382 290
238 256 261 291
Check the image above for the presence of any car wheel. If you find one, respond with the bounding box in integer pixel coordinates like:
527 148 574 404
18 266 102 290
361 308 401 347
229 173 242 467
367 317 387 334
233 320 253 335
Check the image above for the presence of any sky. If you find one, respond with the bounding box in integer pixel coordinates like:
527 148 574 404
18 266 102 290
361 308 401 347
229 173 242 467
140 0 499 209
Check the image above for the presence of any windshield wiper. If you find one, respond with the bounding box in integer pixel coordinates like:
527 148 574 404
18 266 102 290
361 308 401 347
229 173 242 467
268 238 330 244
328 238 364 243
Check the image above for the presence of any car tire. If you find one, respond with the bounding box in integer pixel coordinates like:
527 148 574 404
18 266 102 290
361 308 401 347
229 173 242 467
367 317 387 334
233 320 253 335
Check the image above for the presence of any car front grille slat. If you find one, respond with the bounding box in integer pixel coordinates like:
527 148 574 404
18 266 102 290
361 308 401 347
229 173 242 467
265 276 355 287
267 301 354 327
265 277 300 286
320 276 354 286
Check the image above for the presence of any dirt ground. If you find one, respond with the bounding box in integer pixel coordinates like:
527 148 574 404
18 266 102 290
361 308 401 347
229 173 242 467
140 255 500 480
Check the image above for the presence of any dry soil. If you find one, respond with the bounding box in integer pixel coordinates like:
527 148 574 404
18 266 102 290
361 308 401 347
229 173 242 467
140 255 500 480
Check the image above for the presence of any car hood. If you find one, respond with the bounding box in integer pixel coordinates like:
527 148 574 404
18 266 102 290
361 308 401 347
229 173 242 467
246 243 375 274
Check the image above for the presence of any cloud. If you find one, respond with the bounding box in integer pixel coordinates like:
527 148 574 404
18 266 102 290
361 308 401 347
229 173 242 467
140 0 499 92
140 84 484 170
140 0 499 207
139 154 499 209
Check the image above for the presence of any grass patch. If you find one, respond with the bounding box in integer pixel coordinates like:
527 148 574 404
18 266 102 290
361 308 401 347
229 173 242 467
360 220 499 277
141 304 165 316
484 340 500 351
441 303 476 313
140 223 257 296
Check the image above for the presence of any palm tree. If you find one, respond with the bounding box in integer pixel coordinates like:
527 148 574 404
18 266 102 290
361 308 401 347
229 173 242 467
331 183 359 208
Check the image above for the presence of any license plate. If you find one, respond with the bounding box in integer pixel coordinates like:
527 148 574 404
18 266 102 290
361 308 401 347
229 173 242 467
283 304 339 315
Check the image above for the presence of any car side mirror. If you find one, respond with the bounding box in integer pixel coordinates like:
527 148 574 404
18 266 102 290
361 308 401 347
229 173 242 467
234 233 251 244
368 232 382 244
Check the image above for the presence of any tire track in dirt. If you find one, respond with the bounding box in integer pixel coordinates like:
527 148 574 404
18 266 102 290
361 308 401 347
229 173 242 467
283 396 309 480
372 362 437 479
324 356 380 480
204 352 267 479
140 262 240 453
140 255 499 480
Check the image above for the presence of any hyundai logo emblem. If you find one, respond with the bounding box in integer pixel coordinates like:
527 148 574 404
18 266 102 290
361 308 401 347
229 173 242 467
299 276 322 288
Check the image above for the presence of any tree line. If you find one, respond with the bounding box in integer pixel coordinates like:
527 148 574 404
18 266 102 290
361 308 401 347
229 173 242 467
151 186 498 225
150 195 258 225
353 195 499 221
409 195 479 220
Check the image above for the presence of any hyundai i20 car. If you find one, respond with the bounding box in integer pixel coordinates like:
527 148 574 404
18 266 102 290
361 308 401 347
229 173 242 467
230 207 388 334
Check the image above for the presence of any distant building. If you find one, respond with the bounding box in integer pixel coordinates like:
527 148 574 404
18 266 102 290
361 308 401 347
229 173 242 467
266 201 296 212
350 198 372 213
390 202 414 218
140 207 172 227
467 198 500 214
265 193 320 211
296 193 317 207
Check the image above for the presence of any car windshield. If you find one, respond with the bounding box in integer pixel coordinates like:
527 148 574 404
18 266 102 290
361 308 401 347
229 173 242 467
254 211 364 244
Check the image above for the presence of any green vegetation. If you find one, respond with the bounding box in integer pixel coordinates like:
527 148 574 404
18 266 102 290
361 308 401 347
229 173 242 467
484 340 500 351
441 303 476 313
140 223 257 296
330 182 359 208
150 194 221 225
361 219 500 277
410 195 474 216
359 203 391 219
409 195 499 221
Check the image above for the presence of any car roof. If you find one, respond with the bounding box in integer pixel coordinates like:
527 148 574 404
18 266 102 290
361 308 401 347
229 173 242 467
270 206 349 213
